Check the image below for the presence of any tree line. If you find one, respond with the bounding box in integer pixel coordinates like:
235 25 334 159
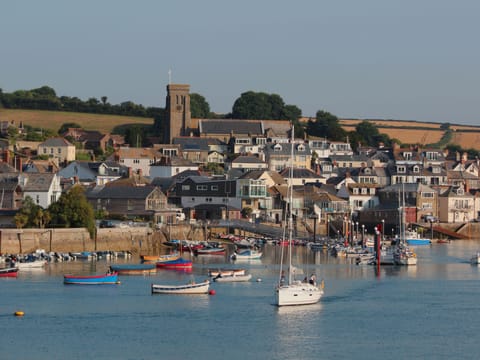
4 85 477 156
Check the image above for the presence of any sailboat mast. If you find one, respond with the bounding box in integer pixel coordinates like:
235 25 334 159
288 125 294 284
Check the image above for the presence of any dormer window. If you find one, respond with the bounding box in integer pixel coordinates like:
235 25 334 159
297 144 305 152
432 166 441 174
273 144 282 152
397 166 406 173
456 188 464 195
353 188 359 194
403 152 412 160
413 165 420 173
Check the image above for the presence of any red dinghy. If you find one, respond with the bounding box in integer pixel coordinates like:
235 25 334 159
0 267 19 278
156 257 193 270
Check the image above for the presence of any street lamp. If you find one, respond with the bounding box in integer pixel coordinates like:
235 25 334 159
361 224 365 247
381 219 385 242
355 222 359 243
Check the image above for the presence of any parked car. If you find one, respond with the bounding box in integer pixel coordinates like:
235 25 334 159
99 220 115 228
422 215 437 223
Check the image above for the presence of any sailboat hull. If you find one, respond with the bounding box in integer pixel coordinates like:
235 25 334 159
276 282 323 306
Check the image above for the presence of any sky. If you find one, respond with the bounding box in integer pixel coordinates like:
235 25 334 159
2 0 480 125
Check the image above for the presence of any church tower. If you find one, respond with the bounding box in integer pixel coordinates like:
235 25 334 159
164 84 191 144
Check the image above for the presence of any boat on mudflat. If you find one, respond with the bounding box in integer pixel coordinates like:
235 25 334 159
64 271 120 285
151 280 210 294
0 267 19 278
156 257 193 270
109 263 156 275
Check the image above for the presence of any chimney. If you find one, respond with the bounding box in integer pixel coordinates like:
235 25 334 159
3 150 10 164
461 152 467 164
16 157 22 173
465 181 470 194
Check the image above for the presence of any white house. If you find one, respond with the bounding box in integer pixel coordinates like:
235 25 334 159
19 173 62 208
149 157 199 178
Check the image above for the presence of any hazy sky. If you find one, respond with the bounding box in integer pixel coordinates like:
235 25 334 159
2 1 480 125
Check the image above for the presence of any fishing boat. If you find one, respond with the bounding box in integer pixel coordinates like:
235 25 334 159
404 229 431 246
230 249 262 260
194 245 226 255
141 253 180 263
156 257 193 270
470 252 480 265
208 268 245 277
213 273 252 282
0 267 19 277
151 280 210 294
109 263 156 275
64 271 119 285
14 259 47 269
275 125 324 307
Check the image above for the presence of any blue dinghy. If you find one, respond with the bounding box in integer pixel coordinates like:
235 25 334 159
64 271 120 285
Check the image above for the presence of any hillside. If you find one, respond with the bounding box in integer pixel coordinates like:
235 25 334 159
0 109 153 134
2 109 480 150
339 118 480 150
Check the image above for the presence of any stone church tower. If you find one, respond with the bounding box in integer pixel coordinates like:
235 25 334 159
164 84 191 144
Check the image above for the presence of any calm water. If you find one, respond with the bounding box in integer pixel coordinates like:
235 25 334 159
2 240 480 360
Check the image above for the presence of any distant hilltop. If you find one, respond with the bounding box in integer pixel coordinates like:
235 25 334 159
1 108 480 150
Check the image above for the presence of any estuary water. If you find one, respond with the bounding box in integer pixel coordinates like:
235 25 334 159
2 240 480 360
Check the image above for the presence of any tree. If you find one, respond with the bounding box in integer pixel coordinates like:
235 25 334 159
101 96 108 105
14 196 50 228
307 110 346 141
190 93 211 118
48 186 95 238
125 125 146 147
232 91 295 120
355 121 380 146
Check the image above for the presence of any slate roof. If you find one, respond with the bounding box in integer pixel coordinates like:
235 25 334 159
39 137 73 147
173 137 210 151
86 185 159 199
199 119 263 136
232 155 265 164
22 173 56 192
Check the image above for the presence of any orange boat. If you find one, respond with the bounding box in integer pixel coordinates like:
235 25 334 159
141 253 180 263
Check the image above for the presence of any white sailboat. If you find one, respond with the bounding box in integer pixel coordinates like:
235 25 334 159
394 184 417 266
275 126 324 306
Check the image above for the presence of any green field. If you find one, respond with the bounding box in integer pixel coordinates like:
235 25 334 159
0 109 153 134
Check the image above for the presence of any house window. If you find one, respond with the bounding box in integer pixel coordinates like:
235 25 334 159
50 148 54 154
361 188 367 194
397 166 406 173
43 148 47 154
353 188 359 194
36 195 40 204
181 185 190 191
413 166 419 173
196 185 207 191
211 185 218 191
127 200 133 211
